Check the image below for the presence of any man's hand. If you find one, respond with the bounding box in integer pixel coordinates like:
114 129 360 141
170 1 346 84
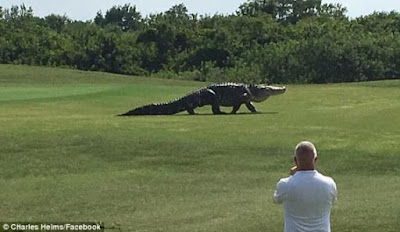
290 166 298 176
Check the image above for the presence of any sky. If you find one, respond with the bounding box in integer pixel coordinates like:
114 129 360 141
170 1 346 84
1 0 400 21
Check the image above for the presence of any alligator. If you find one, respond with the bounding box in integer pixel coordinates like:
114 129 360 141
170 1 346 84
118 83 286 116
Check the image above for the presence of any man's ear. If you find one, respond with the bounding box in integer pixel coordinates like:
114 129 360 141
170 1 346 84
314 157 318 163
294 157 297 164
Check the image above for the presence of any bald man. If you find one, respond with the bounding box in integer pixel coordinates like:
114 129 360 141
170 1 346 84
273 141 337 232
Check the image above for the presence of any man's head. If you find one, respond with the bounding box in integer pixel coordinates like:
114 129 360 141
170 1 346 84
293 141 318 170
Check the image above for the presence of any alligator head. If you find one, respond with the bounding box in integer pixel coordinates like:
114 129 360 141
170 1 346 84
249 84 286 102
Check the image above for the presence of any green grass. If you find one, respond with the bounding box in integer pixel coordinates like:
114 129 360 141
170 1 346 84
0 64 400 232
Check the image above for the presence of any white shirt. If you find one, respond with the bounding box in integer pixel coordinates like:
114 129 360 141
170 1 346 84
273 170 337 232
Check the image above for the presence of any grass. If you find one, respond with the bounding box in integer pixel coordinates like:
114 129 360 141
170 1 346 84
0 64 400 231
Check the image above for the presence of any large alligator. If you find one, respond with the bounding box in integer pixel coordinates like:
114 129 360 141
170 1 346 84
118 83 286 116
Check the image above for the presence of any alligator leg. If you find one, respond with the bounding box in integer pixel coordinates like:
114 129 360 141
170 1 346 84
200 89 225 114
209 94 226 114
231 104 242 114
245 102 257 113
187 108 196 115
211 104 226 114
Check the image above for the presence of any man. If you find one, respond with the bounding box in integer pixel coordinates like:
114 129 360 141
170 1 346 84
273 141 337 232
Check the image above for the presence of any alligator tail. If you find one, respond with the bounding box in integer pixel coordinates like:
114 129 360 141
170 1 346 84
118 99 186 116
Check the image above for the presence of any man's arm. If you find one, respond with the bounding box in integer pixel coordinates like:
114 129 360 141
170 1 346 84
273 178 289 204
272 166 295 203
331 179 338 204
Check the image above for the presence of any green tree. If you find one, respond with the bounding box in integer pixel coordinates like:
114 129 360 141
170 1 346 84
95 4 143 31
238 0 346 24
1 3 400 84
44 14 70 33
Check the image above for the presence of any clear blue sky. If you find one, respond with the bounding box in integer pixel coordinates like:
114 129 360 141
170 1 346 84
1 0 400 21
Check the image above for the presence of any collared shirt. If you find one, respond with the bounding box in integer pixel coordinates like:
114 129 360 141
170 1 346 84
273 170 337 232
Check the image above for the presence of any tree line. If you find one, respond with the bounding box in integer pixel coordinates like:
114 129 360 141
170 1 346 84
1 0 400 84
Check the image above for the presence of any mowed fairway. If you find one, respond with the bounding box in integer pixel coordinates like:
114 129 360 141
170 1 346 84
0 64 400 232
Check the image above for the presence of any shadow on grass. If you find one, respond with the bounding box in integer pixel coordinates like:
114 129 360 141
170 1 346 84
177 111 279 116
116 112 279 117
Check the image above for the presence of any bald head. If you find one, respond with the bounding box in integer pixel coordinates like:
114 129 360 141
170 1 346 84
294 141 318 170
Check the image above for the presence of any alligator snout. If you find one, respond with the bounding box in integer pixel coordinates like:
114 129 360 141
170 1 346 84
273 85 286 92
